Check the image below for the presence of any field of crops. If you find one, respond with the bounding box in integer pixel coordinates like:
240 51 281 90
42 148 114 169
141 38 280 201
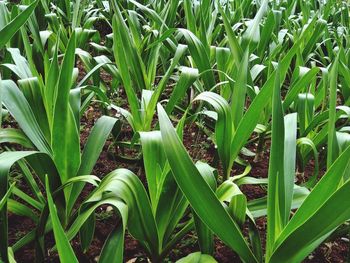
2 0 350 262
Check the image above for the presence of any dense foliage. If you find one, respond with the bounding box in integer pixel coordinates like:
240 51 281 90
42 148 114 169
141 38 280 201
1 0 350 262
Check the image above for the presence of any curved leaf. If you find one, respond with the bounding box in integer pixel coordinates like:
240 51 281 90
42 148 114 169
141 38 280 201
0 128 33 148
46 176 78 263
158 104 257 263
0 0 39 49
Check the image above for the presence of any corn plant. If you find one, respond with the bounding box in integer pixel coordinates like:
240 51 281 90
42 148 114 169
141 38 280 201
110 3 190 132
0 0 39 129
158 93 350 262
63 132 214 262
0 32 119 261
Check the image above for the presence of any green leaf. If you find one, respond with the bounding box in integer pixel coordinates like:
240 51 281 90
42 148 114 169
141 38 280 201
67 116 118 216
165 67 198 114
0 0 39 49
99 203 128 263
176 252 218 263
82 169 159 259
194 161 217 255
270 145 350 262
266 67 285 257
194 92 233 179
230 16 317 165
158 104 257 263
283 113 297 220
139 131 166 211
217 4 243 67
231 52 249 129
1 80 51 154
327 56 339 168
45 176 78 263
52 32 81 184
0 183 15 211
178 29 215 89
112 11 142 130
0 151 41 262
228 184 247 227
242 0 269 50
0 128 33 148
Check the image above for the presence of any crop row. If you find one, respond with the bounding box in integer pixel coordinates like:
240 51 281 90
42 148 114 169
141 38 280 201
1 0 350 262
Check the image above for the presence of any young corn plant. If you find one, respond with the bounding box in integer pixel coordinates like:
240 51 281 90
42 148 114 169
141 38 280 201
0 0 39 128
62 115 272 262
110 3 191 132
188 14 318 179
23 0 101 75
0 33 119 261
157 79 350 262
64 131 217 262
